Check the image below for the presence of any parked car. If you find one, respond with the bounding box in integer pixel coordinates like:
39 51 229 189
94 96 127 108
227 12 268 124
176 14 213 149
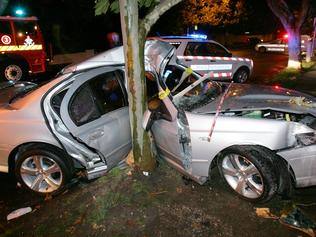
255 35 311 53
149 35 253 83
0 40 315 203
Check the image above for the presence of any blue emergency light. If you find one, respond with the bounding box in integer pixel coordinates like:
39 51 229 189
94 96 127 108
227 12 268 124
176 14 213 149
15 8 25 16
186 34 207 40
159 34 208 40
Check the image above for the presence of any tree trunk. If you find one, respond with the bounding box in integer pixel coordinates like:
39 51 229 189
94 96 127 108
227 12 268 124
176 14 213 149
287 28 302 68
266 0 311 69
119 0 156 171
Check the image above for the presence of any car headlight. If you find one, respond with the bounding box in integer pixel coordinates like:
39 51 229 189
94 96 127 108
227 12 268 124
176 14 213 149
296 132 316 146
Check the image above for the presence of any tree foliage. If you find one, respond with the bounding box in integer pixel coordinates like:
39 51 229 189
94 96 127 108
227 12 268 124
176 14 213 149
95 0 159 15
0 0 9 15
182 0 244 26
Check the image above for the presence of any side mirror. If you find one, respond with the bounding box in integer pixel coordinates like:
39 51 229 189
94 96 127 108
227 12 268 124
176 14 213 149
142 110 155 131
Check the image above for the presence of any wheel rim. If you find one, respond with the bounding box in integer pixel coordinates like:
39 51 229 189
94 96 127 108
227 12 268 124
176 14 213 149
221 153 263 199
235 70 248 83
20 155 63 193
4 65 23 81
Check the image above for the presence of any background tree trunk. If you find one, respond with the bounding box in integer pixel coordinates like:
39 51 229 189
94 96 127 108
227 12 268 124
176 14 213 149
266 0 311 69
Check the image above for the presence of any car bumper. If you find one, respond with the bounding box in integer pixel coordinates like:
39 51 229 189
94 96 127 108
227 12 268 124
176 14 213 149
277 144 316 188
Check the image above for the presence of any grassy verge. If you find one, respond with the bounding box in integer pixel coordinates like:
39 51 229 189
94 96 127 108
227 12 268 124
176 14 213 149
270 61 315 89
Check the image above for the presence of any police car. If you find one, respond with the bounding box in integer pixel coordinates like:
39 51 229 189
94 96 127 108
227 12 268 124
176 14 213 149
255 35 311 53
150 34 253 83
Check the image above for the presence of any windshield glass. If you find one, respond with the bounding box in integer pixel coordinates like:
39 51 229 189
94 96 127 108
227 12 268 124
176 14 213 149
163 65 222 111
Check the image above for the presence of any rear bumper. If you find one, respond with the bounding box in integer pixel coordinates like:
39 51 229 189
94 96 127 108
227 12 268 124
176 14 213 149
277 145 316 188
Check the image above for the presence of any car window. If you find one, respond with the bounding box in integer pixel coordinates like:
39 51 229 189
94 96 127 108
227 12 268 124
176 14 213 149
51 89 69 116
68 71 126 126
164 65 222 111
184 42 230 57
68 83 100 126
89 71 126 114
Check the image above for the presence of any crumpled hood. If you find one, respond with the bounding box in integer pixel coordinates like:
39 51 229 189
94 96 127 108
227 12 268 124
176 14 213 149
193 83 316 117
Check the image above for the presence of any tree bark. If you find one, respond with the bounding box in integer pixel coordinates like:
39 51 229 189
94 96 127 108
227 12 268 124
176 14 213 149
119 0 183 171
119 0 156 171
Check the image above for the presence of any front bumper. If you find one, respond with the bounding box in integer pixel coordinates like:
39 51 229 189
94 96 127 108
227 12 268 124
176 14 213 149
277 144 316 188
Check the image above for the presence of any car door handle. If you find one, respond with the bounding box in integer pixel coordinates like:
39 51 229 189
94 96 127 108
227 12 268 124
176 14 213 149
89 130 105 140
185 59 192 61
210 60 216 62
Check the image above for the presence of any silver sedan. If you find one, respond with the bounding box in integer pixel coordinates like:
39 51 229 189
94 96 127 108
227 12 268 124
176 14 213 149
0 40 315 203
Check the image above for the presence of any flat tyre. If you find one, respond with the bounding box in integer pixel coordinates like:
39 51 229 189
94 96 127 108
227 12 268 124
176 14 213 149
217 146 278 203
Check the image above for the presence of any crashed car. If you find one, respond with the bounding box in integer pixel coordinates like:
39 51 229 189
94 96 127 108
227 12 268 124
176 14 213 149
143 41 316 203
0 40 315 203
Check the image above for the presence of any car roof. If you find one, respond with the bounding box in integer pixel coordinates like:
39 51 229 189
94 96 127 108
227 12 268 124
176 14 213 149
62 39 175 77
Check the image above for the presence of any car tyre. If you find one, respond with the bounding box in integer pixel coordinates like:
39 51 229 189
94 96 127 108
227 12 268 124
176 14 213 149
1 61 27 82
233 68 249 83
217 146 278 203
15 147 72 195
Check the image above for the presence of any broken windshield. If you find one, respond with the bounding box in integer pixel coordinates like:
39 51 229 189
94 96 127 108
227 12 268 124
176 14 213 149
163 65 222 111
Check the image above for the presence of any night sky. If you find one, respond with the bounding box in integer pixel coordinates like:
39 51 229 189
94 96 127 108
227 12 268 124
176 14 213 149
2 0 292 54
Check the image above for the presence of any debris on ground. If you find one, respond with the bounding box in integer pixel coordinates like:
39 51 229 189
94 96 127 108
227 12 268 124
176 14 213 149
7 207 32 221
255 208 278 219
142 171 149 176
256 207 316 237
126 151 134 167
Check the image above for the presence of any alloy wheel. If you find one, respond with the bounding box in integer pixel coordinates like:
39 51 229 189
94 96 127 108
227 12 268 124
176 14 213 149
221 153 263 199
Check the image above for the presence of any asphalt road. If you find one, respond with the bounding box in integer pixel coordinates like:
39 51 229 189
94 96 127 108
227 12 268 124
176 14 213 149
232 49 288 84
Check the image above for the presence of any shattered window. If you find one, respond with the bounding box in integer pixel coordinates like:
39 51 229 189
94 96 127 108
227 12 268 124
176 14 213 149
174 79 222 111
69 85 100 126
164 65 222 111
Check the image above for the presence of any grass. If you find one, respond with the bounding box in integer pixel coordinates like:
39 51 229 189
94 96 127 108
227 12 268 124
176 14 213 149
270 61 315 89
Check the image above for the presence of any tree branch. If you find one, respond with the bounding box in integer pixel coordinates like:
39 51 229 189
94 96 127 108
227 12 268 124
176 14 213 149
142 0 182 36
297 0 311 27
266 0 293 26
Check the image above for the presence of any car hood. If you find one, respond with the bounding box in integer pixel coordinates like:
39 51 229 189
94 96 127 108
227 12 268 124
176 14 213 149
193 83 316 116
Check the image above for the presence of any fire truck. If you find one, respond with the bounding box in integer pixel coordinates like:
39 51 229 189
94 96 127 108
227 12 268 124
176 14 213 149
0 16 47 81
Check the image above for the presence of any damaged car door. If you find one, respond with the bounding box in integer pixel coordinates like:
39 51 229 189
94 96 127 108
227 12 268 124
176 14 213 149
60 67 131 169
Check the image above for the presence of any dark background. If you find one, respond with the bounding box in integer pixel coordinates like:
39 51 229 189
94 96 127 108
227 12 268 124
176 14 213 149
2 0 314 54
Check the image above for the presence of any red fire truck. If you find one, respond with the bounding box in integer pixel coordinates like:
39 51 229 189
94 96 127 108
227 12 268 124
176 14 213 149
0 16 47 81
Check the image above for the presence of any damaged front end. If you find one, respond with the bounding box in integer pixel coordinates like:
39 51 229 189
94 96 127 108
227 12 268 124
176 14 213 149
220 107 316 188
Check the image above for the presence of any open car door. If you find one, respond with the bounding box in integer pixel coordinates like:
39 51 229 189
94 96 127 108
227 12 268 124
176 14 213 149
144 40 192 170
60 67 131 168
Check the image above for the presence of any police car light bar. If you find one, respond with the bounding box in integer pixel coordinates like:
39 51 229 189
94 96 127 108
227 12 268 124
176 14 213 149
187 34 207 40
159 34 208 40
